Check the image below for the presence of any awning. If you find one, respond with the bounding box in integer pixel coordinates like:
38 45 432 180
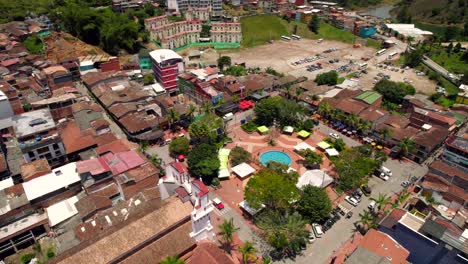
317 141 331 149
257 126 269 134
218 148 231 179
239 100 254 110
297 170 334 189
325 148 339 157
297 130 311 138
232 162 256 179
294 142 315 152
283 126 294 133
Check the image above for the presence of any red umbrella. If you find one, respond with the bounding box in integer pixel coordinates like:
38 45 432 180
178 155 185 160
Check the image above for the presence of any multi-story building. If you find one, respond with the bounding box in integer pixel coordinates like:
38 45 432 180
145 15 202 49
185 7 211 21
167 0 222 16
210 22 242 43
112 0 151 12
443 130 468 172
12 109 66 165
149 49 185 93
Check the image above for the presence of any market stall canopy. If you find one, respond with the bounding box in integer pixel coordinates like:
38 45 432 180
231 162 256 179
294 142 316 152
325 148 339 157
297 170 334 189
218 148 231 179
317 141 331 150
257 126 269 134
297 130 311 138
283 126 294 134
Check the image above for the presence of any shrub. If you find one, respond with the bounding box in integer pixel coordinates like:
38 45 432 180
46 248 56 259
241 121 257 133
21 253 35 264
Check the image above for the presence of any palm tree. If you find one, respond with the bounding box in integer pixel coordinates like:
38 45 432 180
379 128 392 145
357 211 376 232
262 256 272 264
284 85 292 99
167 109 180 130
357 120 371 135
346 113 359 128
160 255 185 264
371 193 391 211
186 104 197 121
295 87 303 101
139 141 149 153
202 102 214 114
238 241 257 264
219 218 239 253
398 137 415 157
317 102 331 117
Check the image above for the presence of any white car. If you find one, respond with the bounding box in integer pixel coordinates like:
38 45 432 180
379 173 390 181
329 133 340 140
368 200 376 210
380 166 392 177
309 232 316 243
312 223 323 238
345 195 359 207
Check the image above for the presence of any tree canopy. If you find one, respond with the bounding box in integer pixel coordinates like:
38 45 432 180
188 113 222 143
217 56 232 71
297 185 332 223
373 79 416 106
187 143 219 184
230 146 252 167
244 169 299 210
298 149 323 169
254 96 305 127
308 15 320 34
315 71 339 86
143 73 155 85
169 137 190 157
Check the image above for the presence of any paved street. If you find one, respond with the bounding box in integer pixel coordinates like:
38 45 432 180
278 126 428 264
316 123 361 147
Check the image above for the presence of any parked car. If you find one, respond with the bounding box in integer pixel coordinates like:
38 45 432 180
309 232 316 243
329 133 340 139
380 166 392 176
345 195 359 207
361 185 372 196
379 173 389 181
212 198 224 210
346 212 353 219
312 223 323 238
401 181 411 187
368 200 376 211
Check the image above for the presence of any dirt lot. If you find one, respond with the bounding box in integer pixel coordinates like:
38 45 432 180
45 32 108 63
224 39 436 95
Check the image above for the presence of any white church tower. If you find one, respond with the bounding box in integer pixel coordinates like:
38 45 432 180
189 179 215 241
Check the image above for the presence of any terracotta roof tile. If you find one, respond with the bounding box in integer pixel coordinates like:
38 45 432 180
75 195 113 220
187 242 236 264
359 229 409 264
59 121 97 154
430 160 468 181
20 159 50 181
95 139 135 156
94 133 118 146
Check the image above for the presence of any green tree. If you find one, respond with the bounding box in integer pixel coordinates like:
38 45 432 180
404 49 423 67
297 186 332 223
169 137 190 157
333 138 346 152
149 154 165 177
230 146 252 166
454 42 462 53
160 255 185 264
200 23 211 38
308 15 320 34
398 137 415 157
380 127 392 143
371 193 391 211
187 143 219 183
188 113 222 143
139 140 149 153
447 42 454 53
461 69 468 84
315 71 338 86
186 104 197 121
167 109 180 130
444 26 459 41
298 149 323 169
224 65 246 76
333 147 378 191
357 211 377 232
143 73 155 85
373 79 415 105
239 241 257 264
217 56 232 71
201 102 214 114
245 169 299 210
22 36 44 54
219 218 239 253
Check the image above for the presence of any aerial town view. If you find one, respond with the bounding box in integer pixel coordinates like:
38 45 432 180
0 0 468 263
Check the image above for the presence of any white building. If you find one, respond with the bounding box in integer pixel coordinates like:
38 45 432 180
189 179 215 242
0 90 14 120
12 109 66 164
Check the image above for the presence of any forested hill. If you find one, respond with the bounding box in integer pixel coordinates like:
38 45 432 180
393 0 468 25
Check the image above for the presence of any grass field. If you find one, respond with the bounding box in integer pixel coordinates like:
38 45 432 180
241 15 381 49
428 49 467 74
240 15 289 48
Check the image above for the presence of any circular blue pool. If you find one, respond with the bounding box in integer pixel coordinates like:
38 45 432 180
259 151 292 167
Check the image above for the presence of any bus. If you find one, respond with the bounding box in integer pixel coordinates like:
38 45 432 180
281 36 291 41
358 63 368 70
291 34 301 40
387 52 398 59
376 49 387 56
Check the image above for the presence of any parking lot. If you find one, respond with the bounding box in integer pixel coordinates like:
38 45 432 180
224 39 437 95
281 125 428 264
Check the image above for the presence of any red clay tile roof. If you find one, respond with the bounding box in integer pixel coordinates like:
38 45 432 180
95 139 134 156
72 101 102 113
94 132 118 146
90 119 110 130
334 99 367 115
1 58 20 67
123 162 159 183
359 229 409 264
20 159 50 181
430 160 468 181
170 162 187 174
119 112 155 133
192 179 209 197
421 180 449 192
75 195 113 220
102 150 146 175
412 125 450 150
175 186 190 198
60 121 97 154
89 182 120 198
187 242 237 264
108 103 137 118
358 107 388 122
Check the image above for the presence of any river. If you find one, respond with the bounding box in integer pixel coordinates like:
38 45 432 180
360 5 395 19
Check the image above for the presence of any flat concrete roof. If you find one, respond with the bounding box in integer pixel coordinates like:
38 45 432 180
12 108 56 138
149 49 182 64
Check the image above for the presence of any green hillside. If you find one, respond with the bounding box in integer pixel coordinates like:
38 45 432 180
240 15 289 48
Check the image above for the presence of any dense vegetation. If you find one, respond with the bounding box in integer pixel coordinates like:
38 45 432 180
315 71 339 86
373 79 415 110
254 96 306 128
22 36 44 54
394 0 468 41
